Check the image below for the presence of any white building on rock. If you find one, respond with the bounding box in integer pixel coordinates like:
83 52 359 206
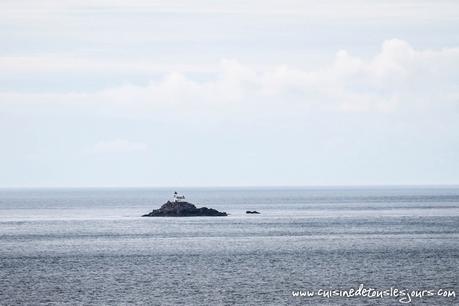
173 191 186 202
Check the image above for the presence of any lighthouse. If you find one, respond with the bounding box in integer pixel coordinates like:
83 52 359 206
173 191 186 202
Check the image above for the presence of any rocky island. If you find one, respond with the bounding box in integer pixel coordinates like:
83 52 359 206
142 192 227 217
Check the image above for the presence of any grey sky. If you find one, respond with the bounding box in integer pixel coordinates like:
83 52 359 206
1 0 458 187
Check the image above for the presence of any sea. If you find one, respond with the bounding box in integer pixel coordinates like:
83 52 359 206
0 187 457 305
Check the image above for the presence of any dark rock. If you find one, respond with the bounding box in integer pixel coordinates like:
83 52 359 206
246 210 260 214
142 201 227 217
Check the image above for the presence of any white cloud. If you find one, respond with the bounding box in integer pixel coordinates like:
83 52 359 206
1 39 458 116
90 139 148 154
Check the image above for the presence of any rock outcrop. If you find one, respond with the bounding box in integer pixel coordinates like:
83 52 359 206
142 201 228 217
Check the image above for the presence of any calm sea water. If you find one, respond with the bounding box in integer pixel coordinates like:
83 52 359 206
0 187 458 305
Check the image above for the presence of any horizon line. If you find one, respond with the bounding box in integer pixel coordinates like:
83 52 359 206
1 184 459 189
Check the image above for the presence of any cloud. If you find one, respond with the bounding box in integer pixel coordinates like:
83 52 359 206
90 139 148 154
1 39 458 116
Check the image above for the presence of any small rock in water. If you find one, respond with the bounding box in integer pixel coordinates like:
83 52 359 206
246 210 260 214
142 201 227 217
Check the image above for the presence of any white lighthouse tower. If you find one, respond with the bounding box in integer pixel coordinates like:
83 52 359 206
173 191 186 202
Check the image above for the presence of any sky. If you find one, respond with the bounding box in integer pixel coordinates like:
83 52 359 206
0 0 458 187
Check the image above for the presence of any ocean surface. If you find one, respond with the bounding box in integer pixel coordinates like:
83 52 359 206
0 187 458 305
